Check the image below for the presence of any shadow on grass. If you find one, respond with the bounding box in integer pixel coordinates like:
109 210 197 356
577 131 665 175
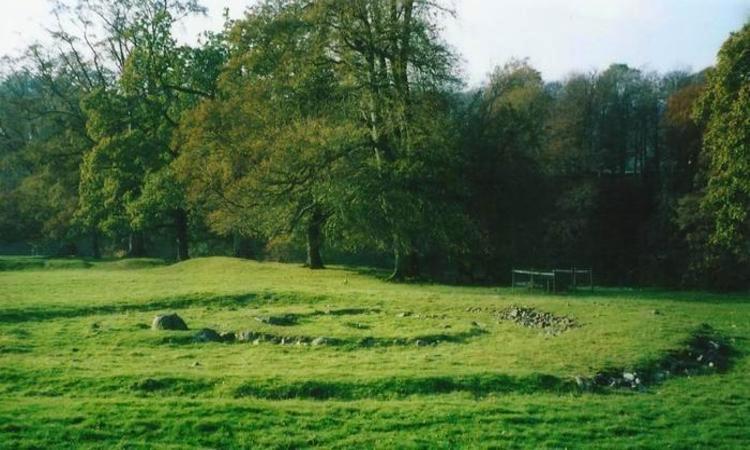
233 373 577 400
0 256 168 272
558 287 750 304
0 293 263 323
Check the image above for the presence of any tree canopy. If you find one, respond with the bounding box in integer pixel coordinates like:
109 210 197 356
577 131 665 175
0 2 747 289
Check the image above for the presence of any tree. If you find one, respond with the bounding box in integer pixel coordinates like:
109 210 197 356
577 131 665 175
460 59 550 279
176 0 359 269
0 55 93 254
72 0 214 260
679 22 750 289
649 73 707 284
318 0 467 279
695 22 750 262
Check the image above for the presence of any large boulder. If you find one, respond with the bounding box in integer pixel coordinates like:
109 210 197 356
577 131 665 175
152 313 188 331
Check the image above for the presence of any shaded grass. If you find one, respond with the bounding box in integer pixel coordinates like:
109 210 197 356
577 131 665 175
233 373 578 400
0 256 166 272
0 292 261 323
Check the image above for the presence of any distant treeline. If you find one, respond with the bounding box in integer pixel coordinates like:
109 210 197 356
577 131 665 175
0 1 748 289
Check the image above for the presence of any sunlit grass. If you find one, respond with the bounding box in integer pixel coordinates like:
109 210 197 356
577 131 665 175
0 256 748 448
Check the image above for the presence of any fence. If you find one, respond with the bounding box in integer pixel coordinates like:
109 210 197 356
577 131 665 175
511 268 593 293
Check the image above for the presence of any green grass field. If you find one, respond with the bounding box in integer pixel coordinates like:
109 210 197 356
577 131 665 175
0 256 748 449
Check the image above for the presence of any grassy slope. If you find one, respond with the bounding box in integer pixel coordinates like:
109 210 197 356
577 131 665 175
0 256 748 449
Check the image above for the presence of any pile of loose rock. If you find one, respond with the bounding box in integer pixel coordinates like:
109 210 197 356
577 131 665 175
494 305 578 335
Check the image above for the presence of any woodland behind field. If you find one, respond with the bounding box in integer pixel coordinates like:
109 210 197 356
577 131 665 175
1 0 748 289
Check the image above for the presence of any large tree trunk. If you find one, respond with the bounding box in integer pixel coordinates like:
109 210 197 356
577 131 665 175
174 208 190 261
91 230 101 259
128 232 146 257
389 240 419 281
305 207 325 270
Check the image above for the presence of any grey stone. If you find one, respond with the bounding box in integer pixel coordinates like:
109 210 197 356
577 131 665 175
255 315 298 326
574 376 591 390
151 313 188 331
220 331 236 342
193 328 221 343
237 330 258 342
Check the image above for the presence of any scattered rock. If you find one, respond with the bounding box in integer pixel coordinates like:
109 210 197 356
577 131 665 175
255 314 298 326
574 375 591 391
220 331 236 343
151 313 188 331
236 330 254 342
577 325 733 391
182 326 480 349
586 370 643 389
358 337 376 347
193 328 222 343
396 312 413 318
496 306 577 335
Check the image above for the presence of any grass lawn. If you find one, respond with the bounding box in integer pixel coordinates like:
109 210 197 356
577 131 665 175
0 256 748 449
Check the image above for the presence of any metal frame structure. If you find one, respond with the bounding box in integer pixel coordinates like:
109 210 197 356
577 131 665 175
511 267 593 293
